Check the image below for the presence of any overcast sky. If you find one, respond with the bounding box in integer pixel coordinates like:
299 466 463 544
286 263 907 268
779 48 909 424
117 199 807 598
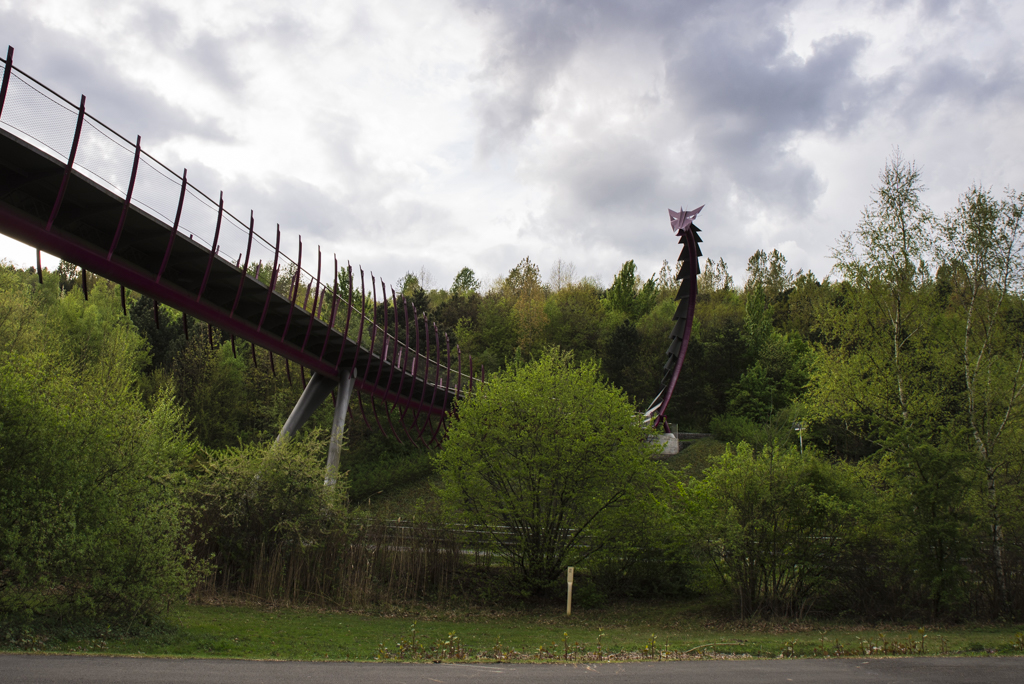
1 0 1021 290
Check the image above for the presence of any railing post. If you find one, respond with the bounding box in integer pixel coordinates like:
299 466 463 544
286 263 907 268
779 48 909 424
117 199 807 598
156 169 188 283
230 210 255 317
108 135 142 259
45 94 86 233
299 247 322 355
196 191 224 302
319 255 340 361
280 236 302 342
0 46 14 120
258 225 281 331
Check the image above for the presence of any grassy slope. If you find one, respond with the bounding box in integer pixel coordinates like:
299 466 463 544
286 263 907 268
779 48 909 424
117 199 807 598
4 601 1022 661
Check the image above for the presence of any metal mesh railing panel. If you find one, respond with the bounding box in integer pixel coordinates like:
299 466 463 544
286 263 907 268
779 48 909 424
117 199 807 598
0 56 482 404
73 118 137 197
0 72 78 161
131 155 185 226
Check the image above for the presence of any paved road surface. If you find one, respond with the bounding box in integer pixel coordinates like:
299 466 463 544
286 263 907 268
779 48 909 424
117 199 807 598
2 654 1022 683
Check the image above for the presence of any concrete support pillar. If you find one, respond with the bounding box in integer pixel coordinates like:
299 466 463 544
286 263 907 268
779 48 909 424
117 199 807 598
325 369 355 486
276 371 335 443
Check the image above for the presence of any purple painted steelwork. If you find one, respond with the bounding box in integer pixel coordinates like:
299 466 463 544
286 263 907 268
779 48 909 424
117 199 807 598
410 305 431 443
653 205 704 430
300 247 322 354
428 333 453 444
196 192 224 302
0 204 345 377
230 211 255 317
390 287 415 442
280 236 302 342
156 169 188 283
300 283 320 354
366 276 388 438
455 344 463 400
345 267 364 371
258 225 281 331
0 54 471 430
396 298 415 427
0 46 13 118
365 275 381 385
45 94 86 233
107 135 141 259
379 286 405 442
413 315 433 443
319 256 339 361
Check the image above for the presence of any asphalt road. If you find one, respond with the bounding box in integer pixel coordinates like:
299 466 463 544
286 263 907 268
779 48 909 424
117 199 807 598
2 655 1022 684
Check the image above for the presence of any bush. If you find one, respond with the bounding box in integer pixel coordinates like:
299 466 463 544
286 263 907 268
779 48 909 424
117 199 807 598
0 281 197 622
680 443 868 618
434 347 671 594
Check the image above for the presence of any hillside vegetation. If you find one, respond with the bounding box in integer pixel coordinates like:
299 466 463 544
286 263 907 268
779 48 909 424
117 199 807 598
2 153 1023 630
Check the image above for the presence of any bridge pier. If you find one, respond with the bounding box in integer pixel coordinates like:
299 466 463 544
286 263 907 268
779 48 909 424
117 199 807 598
276 369 356 486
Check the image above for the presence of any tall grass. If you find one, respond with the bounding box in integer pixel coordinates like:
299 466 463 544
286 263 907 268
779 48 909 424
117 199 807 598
192 520 462 607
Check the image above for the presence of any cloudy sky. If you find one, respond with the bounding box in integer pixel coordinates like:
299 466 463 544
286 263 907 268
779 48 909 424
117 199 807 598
1 0 1021 290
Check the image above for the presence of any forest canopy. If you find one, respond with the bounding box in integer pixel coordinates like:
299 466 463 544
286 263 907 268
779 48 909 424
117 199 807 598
2 151 1023 623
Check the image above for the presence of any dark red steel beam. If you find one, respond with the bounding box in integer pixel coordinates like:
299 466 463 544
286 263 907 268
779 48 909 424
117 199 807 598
230 211 255 317
45 94 86 233
107 135 141 259
0 46 13 118
156 169 188 283
196 192 224 302
0 204 345 380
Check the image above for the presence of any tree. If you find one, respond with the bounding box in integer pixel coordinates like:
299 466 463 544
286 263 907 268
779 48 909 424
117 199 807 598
938 185 1024 614
498 257 548 356
745 249 796 303
434 348 666 591
698 257 734 296
808 151 973 616
0 271 198 621
681 443 867 618
450 267 480 297
606 260 656 320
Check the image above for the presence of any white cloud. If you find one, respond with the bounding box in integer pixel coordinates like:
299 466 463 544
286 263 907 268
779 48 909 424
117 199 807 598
1 0 1022 290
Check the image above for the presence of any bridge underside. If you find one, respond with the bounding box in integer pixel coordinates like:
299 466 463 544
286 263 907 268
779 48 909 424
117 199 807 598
0 47 485 449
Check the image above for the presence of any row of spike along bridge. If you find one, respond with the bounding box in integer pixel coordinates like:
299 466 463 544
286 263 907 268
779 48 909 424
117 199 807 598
0 46 483 482
0 46 705 479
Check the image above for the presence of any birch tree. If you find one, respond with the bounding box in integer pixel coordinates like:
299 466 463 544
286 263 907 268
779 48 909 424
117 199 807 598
939 186 1024 614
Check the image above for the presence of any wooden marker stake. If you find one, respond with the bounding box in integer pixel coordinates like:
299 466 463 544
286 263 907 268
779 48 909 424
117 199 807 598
567 566 574 616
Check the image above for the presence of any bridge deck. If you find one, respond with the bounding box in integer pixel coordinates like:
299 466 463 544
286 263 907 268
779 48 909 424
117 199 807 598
0 49 478 431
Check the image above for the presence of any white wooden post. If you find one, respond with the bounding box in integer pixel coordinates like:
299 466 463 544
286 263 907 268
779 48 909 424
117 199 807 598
566 566 574 616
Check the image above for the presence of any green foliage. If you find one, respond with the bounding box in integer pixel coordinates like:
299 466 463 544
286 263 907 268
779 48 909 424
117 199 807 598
745 249 796 302
0 276 197 622
189 432 348 579
606 260 657 320
450 267 480 297
434 348 668 592
680 443 868 618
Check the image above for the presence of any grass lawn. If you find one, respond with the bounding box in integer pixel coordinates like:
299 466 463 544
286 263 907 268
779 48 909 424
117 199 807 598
4 598 1023 661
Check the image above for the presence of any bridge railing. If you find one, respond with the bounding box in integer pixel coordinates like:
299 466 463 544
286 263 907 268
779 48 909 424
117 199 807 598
0 50 483 402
